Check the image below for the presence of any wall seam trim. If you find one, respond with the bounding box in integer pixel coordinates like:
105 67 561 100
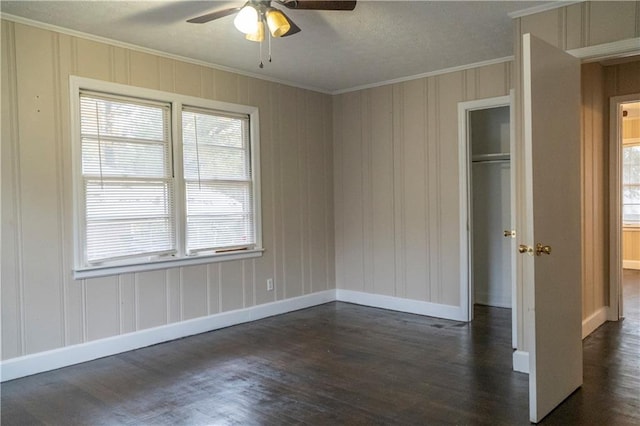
6 21 26 357
52 32 67 348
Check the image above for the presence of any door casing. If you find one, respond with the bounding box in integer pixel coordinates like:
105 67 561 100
458 92 517 347
609 93 640 321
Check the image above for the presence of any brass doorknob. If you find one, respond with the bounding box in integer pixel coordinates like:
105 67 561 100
518 244 533 255
536 243 552 256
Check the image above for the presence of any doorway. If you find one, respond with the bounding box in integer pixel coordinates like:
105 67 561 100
458 94 516 347
610 95 640 320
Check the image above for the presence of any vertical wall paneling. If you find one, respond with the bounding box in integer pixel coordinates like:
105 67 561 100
165 268 181 323
280 85 303 298
110 46 130 85
129 52 159 89
1 20 335 362
612 61 640 95
332 95 344 293
56 33 78 346
427 77 441 302
219 262 244 312
564 3 584 50
213 70 238 104
136 270 167 330
207 263 221 315
298 90 309 296
85 277 120 341
333 62 512 308
14 24 64 354
520 8 561 47
52 32 69 348
1 21 22 359
181 266 208 320
158 57 175 92
75 38 111 80
324 96 336 292
200 67 214 101
119 273 136 334
438 71 466 306
402 79 429 301
307 92 331 294
392 84 406 298
270 84 284 301
588 1 638 47
370 86 395 297
248 78 275 306
359 90 373 294
341 91 366 292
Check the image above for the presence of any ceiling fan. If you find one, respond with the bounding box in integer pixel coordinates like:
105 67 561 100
187 1 357 41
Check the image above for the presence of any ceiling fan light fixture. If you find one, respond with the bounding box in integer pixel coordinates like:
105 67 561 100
266 8 291 37
245 20 265 42
234 5 259 34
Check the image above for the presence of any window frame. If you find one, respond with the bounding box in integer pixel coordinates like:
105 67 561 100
70 76 263 279
622 139 640 228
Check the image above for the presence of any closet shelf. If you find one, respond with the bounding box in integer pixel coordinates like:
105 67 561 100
472 153 510 163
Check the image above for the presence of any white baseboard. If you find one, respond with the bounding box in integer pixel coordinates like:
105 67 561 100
582 306 609 339
1 289 474 382
474 292 511 309
0 290 336 382
336 289 467 321
623 259 640 270
513 350 529 374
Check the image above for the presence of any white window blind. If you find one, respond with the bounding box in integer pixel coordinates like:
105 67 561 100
623 143 640 225
182 107 255 253
79 92 175 264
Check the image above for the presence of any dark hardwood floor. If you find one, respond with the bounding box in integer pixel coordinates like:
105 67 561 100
1 271 639 425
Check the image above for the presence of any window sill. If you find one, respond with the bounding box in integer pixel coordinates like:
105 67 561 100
73 248 264 280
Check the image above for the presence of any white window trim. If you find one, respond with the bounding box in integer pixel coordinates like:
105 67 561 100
622 140 640 228
70 76 263 280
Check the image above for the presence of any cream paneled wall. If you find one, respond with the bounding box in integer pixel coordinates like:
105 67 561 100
581 62 607 321
333 61 512 307
1 21 335 361
623 231 640 265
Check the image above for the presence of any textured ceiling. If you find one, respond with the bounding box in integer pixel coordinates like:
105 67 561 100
1 0 546 93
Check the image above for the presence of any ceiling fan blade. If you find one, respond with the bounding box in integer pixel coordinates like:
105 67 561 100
280 1 357 11
279 11 302 37
187 7 241 24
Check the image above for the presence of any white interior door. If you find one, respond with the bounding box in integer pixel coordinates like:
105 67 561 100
522 33 582 423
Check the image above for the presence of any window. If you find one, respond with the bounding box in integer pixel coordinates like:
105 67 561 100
623 143 640 226
71 77 262 279
182 108 255 254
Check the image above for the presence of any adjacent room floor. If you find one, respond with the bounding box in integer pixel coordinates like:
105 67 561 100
1 271 638 425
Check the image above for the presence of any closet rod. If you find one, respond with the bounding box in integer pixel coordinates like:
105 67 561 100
472 159 510 164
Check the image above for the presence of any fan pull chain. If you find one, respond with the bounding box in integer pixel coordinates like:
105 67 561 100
259 39 264 68
268 32 272 63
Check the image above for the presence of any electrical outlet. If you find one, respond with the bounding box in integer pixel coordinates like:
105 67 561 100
267 278 274 291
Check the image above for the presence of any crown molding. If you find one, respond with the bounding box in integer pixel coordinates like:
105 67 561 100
0 13 332 95
508 1 584 19
331 56 514 95
568 37 640 61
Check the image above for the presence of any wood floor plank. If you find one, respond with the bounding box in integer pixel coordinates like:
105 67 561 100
1 271 639 425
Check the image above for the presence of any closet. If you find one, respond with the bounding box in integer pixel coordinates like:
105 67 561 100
470 106 512 308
